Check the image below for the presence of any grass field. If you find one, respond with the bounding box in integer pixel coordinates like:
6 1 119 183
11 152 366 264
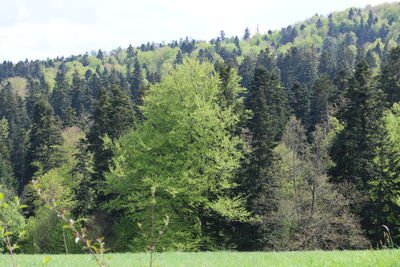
0 250 399 267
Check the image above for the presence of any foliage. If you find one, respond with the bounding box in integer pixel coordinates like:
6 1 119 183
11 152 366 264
0 189 26 267
25 98 63 182
267 117 368 250
105 60 248 250
1 1 400 254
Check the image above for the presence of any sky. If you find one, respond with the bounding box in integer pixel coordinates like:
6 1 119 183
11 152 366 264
0 0 398 62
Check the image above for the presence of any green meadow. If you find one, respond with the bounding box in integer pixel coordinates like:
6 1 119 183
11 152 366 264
0 250 399 267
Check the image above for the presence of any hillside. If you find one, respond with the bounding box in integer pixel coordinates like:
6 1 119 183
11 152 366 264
1 3 400 92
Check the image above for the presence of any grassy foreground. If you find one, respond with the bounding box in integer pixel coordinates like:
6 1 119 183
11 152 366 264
0 250 399 267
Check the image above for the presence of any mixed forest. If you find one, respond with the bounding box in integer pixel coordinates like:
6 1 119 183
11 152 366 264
1 2 400 254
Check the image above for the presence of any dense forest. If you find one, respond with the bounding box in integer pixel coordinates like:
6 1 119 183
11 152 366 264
1 2 400 253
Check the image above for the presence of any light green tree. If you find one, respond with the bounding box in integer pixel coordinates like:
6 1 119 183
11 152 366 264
105 59 249 251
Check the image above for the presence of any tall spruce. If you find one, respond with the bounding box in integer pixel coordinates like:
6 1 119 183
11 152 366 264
87 85 135 183
238 66 289 249
51 66 72 122
0 118 15 190
238 55 256 89
368 104 400 244
25 98 63 182
380 46 400 105
129 58 146 105
288 82 310 128
310 75 336 130
330 61 385 188
330 62 387 242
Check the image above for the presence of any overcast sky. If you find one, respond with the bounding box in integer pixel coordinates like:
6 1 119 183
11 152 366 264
0 0 397 62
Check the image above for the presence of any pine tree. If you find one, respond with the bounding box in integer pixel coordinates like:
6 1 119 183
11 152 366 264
108 85 136 139
237 66 289 249
367 103 400 244
318 48 337 80
26 78 47 118
25 98 63 182
380 46 400 105
243 27 251 40
127 44 135 58
87 88 111 182
0 118 15 190
337 44 356 74
256 48 278 74
51 67 72 122
97 49 104 60
279 47 318 89
129 58 146 107
316 18 323 29
327 14 337 37
331 61 385 188
87 85 135 184
289 82 310 128
174 50 183 65
71 71 85 115
310 75 336 130
238 55 256 89
0 83 30 189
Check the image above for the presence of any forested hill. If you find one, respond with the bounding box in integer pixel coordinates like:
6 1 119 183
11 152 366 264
1 2 400 94
1 2 400 253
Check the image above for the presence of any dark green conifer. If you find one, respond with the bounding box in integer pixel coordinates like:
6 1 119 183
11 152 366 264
25 98 63 181
331 61 385 188
237 66 289 249
380 46 400 105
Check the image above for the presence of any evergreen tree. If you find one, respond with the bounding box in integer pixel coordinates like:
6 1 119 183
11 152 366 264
348 8 356 20
26 78 47 118
330 62 386 242
127 44 135 58
279 47 318 89
81 53 90 66
97 49 104 60
330 61 385 189
25 98 63 182
87 88 111 182
108 85 136 139
0 118 16 189
129 58 146 107
243 27 251 40
174 50 183 65
51 67 72 122
368 103 400 244
256 48 278 74
332 68 350 108
310 75 336 130
71 71 85 115
327 14 337 37
237 66 289 249
380 46 400 105
337 44 356 74
71 138 96 218
289 82 310 128
318 48 337 80
0 83 30 189
316 18 323 29
87 85 135 184
238 55 256 89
